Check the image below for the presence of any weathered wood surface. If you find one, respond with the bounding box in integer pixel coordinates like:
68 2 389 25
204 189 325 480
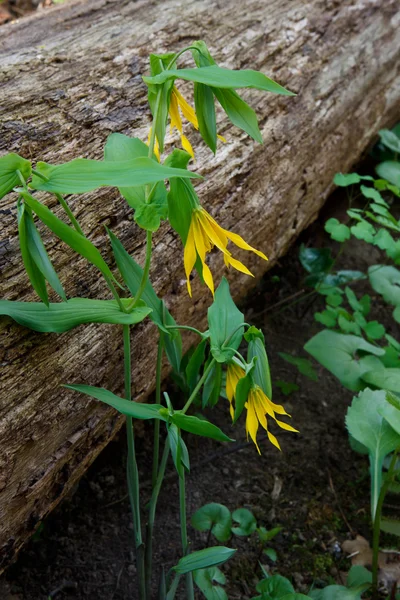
0 0 399 568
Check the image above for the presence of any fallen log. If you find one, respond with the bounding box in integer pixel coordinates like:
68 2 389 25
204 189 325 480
0 0 399 569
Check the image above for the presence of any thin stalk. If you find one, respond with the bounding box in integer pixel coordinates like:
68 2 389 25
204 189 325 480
182 357 216 414
144 335 164 596
179 468 195 600
55 193 85 236
147 87 163 159
126 229 153 311
123 325 146 600
371 449 399 598
165 324 204 336
145 439 170 597
104 275 126 313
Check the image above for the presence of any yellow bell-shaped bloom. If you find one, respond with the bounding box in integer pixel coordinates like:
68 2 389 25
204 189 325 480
183 207 268 297
245 386 298 454
226 362 246 420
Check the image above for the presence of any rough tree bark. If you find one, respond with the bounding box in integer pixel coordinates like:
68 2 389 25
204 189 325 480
0 0 399 569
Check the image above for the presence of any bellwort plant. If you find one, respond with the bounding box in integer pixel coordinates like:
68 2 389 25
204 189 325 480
0 41 297 599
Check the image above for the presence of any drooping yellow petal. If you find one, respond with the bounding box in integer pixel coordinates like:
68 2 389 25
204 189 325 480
173 87 199 129
266 429 281 451
181 134 195 159
275 420 299 433
224 254 254 277
193 216 215 295
183 220 197 297
217 134 227 143
245 399 261 455
169 91 182 132
224 229 268 261
198 211 230 255
147 127 160 161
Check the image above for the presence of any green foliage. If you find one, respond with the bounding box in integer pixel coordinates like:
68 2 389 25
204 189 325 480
208 278 245 363
279 353 318 381
275 381 299 396
172 547 236 574
231 508 257 536
191 503 232 542
193 567 227 600
0 298 151 332
325 218 350 242
0 152 31 199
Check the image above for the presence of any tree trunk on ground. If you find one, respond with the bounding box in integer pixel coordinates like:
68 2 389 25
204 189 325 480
0 0 399 569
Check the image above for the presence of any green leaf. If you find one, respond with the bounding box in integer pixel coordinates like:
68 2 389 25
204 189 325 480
360 184 388 206
193 567 227 600
314 308 337 328
257 525 282 543
168 423 190 477
363 321 385 340
350 220 376 243
275 380 299 396
326 293 343 307
279 353 318 381
247 329 272 398
346 565 372 588
186 339 207 391
256 574 294 596
20 191 118 285
23 206 66 302
345 287 367 314
107 229 182 371
212 87 262 143
173 547 236 574
191 503 232 542
264 548 277 562
376 161 400 187
310 585 367 600
377 392 400 438
31 157 200 194
143 65 294 95
379 129 400 154
208 278 245 363
334 173 367 187
299 246 333 275
165 150 197 243
231 508 257 536
325 218 350 242
233 368 253 423
65 384 166 421
104 133 168 231
147 53 176 153
171 412 233 443
194 82 217 153
0 298 151 332
0 152 31 199
380 518 400 536
346 388 400 518
338 314 361 335
305 330 384 391
17 202 49 305
202 360 223 408
368 265 400 306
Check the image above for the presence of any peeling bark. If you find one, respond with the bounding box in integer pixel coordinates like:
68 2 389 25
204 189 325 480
0 0 399 568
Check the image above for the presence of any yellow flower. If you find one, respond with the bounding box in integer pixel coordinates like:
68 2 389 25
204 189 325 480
245 386 298 454
184 207 268 296
169 87 226 158
226 362 246 420
147 127 160 161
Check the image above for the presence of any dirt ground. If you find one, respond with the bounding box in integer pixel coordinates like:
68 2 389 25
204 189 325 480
2 185 398 600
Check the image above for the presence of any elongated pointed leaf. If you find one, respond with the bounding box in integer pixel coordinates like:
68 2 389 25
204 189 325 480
65 384 166 420
21 191 118 284
208 278 245 363
213 87 262 143
381 517 400 536
107 229 182 371
346 388 400 519
30 157 200 194
172 547 236 574
375 161 400 187
246 328 272 398
0 152 31 199
194 82 217 153
171 412 233 442
0 298 151 332
17 202 48 305
143 66 294 95
24 206 66 302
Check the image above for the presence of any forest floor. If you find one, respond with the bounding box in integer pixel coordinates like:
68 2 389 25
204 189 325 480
2 180 398 600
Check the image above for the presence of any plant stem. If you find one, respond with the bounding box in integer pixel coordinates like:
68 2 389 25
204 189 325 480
179 467 195 600
165 324 204 336
144 335 165 597
371 449 399 598
54 193 85 236
145 439 170 597
123 325 146 600
126 229 153 311
182 357 216 414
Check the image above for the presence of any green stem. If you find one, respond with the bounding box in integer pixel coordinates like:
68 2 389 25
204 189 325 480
165 45 207 70
145 438 170 597
372 449 399 598
179 466 195 600
182 358 216 414
123 325 146 600
147 87 163 159
165 324 204 336
126 229 153 311
152 336 164 487
54 193 85 236
104 275 126 313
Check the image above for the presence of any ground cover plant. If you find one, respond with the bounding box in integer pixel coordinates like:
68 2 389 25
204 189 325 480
0 42 299 599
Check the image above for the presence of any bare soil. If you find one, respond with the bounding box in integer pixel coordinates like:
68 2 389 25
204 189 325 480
1 192 399 599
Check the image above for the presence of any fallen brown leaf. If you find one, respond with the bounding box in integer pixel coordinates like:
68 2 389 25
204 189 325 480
342 535 400 589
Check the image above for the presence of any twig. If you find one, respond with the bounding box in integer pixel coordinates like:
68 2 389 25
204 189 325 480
328 470 355 535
